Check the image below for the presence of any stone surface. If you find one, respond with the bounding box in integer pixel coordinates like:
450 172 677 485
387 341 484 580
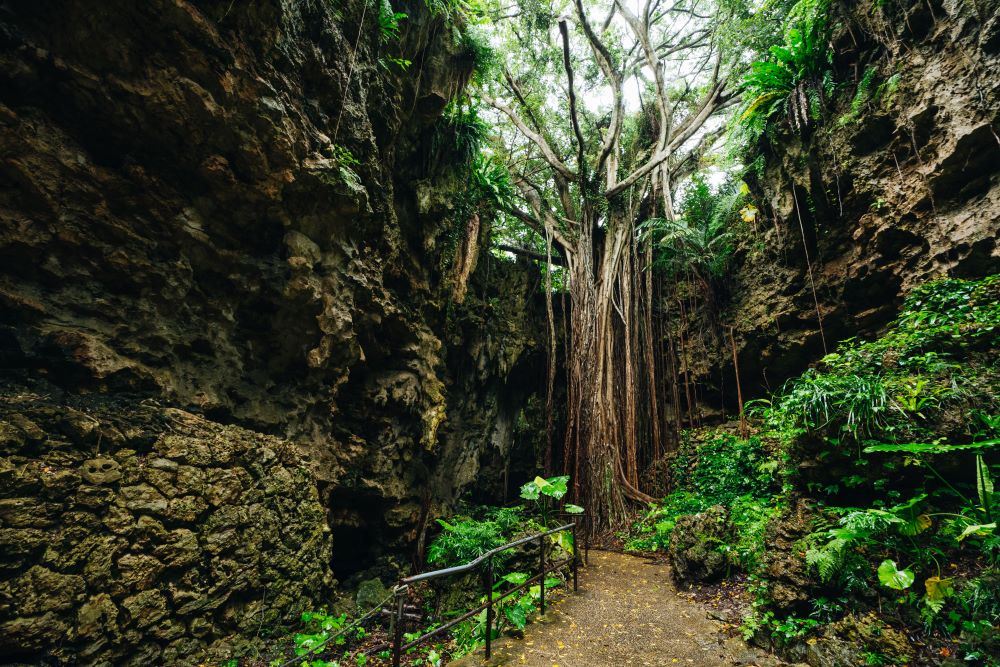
669 0 1000 413
0 393 334 665
668 505 732 585
0 0 550 663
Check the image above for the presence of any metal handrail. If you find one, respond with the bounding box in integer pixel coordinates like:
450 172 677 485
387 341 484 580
389 514 588 666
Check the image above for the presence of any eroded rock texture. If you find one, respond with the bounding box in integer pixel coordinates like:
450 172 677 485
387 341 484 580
684 0 1000 407
0 389 333 664
0 0 547 662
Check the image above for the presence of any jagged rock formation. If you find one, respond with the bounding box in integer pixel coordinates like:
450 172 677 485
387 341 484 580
0 0 547 662
0 391 332 664
685 0 1000 408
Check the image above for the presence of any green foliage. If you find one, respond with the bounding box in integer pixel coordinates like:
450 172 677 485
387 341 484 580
641 176 748 282
877 559 915 590
838 65 878 125
294 610 348 659
737 0 833 134
625 432 780 563
772 370 892 442
376 0 407 43
755 275 1000 455
457 26 497 85
520 474 569 527
672 433 776 506
427 507 530 567
333 144 362 188
493 574 560 631
431 100 490 168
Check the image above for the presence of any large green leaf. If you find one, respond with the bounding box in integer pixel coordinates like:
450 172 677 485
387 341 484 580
504 604 527 629
502 572 529 586
551 530 574 556
877 560 915 590
542 475 569 499
957 522 996 541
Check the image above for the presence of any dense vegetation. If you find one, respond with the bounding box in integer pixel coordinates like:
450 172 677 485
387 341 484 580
623 275 1000 664
316 0 1000 662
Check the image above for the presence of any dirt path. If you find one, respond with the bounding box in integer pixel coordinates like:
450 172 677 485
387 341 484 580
450 550 787 667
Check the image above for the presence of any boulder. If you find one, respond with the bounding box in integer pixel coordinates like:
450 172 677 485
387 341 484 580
668 505 732 584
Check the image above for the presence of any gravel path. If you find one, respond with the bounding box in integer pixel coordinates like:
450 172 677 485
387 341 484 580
450 550 784 667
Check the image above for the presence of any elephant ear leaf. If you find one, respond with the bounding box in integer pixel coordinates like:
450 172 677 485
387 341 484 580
957 522 996 542
924 576 953 602
877 560 915 590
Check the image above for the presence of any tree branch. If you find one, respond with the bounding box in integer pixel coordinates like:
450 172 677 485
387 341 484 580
482 93 576 182
573 0 623 183
494 244 567 266
559 18 588 180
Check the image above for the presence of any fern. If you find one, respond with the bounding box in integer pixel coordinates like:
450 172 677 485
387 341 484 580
377 0 407 43
642 176 746 281
806 537 849 582
838 66 878 125
737 0 833 133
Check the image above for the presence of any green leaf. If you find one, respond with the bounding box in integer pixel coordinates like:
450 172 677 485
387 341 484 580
564 503 584 514
924 576 953 602
519 480 540 501
551 530 574 555
956 522 996 541
504 604 527 629
877 560 915 590
502 572 529 585
863 439 1000 454
976 454 994 519
541 475 569 499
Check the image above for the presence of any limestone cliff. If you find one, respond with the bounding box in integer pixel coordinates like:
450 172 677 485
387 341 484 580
0 0 547 662
680 0 1000 410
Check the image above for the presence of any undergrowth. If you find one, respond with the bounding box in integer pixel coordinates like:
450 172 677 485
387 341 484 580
628 276 999 663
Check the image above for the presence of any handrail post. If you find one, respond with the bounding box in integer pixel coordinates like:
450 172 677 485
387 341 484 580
485 556 494 659
538 534 546 615
391 587 404 667
585 513 590 565
572 519 579 592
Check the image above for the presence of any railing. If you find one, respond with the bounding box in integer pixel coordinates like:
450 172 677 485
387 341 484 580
388 515 588 667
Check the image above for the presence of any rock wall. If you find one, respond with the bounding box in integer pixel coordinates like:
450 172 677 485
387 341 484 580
684 0 1000 407
0 389 332 664
0 0 549 662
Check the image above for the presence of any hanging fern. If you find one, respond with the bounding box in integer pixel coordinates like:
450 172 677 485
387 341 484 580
737 0 833 134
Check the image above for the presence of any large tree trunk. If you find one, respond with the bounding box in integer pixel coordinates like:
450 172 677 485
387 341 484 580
563 212 654 531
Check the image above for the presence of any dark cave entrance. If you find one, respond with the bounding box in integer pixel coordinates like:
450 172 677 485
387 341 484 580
329 524 382 580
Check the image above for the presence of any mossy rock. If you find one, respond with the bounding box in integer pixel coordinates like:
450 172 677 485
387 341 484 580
668 505 732 585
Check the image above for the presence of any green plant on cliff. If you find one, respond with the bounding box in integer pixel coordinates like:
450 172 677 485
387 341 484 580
641 176 748 284
377 0 407 42
333 144 363 187
753 276 1000 464
737 0 833 135
838 65 879 125
431 99 490 167
624 431 781 562
746 275 1000 655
